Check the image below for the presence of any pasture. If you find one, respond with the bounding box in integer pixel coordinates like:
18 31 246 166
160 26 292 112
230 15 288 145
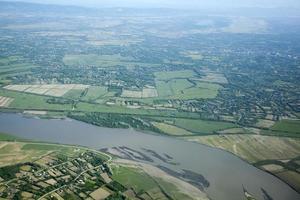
82 86 110 101
156 78 221 100
271 119 300 134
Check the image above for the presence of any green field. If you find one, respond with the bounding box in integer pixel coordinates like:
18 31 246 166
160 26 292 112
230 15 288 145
0 88 203 120
152 122 193 136
0 89 73 110
151 117 238 135
82 86 113 102
156 78 222 100
0 132 19 141
112 166 157 193
0 56 38 84
155 70 196 80
63 89 85 99
173 118 238 134
271 119 300 134
63 54 159 68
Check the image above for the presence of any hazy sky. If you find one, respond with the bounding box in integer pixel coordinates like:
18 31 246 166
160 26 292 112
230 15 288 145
2 0 300 9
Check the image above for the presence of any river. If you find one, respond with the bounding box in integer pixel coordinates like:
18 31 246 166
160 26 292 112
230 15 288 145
0 113 298 200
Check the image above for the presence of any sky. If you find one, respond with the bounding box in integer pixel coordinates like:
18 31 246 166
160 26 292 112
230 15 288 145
2 0 300 9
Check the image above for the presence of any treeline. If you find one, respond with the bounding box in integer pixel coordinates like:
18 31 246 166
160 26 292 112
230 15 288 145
68 112 162 133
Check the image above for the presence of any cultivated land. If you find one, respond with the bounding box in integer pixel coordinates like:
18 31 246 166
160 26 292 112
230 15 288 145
0 133 202 200
0 96 13 107
4 84 89 97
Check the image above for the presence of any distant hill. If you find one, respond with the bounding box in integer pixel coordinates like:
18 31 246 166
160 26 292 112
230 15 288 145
0 1 299 17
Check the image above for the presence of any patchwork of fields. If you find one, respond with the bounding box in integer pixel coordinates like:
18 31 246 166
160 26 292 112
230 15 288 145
155 70 222 100
151 117 238 136
4 84 89 97
0 56 38 84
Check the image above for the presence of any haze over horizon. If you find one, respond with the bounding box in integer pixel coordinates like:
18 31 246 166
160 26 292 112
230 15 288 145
1 0 300 9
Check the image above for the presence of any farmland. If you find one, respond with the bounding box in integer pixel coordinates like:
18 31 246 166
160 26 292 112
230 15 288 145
0 96 13 107
0 1 300 198
83 86 107 98
156 79 221 100
0 56 38 84
4 84 89 97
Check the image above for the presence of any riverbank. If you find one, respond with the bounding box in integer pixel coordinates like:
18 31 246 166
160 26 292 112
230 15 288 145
0 112 299 200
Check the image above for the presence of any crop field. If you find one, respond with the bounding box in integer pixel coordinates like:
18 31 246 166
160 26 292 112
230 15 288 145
4 84 89 97
271 119 300 134
187 134 300 163
0 96 13 107
121 88 158 98
0 89 73 110
152 122 193 136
